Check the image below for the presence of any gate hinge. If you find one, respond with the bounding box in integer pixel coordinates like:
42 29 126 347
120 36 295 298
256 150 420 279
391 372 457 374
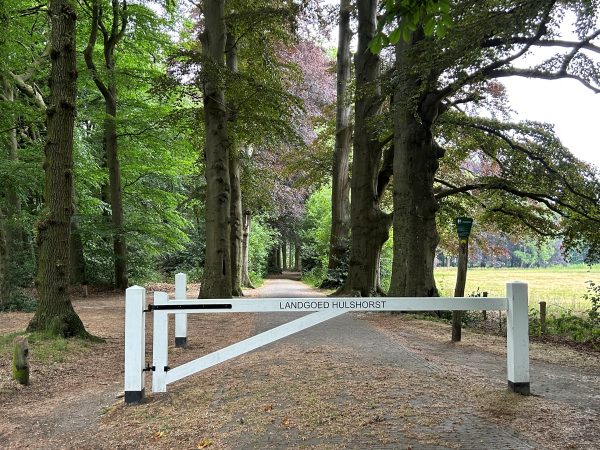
164 366 171 372
143 363 155 372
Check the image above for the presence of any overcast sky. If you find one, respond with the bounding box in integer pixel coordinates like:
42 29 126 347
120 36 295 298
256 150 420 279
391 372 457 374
503 77 600 168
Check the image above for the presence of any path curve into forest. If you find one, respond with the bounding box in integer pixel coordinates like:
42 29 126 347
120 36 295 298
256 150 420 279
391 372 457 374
0 273 598 449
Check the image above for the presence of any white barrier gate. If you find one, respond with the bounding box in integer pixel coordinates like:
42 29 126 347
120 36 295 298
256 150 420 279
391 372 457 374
124 275 530 404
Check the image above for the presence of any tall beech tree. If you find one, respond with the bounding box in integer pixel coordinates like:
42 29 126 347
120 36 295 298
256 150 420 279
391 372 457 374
226 31 244 296
322 0 352 288
83 0 129 290
337 0 393 296
27 0 90 337
381 0 600 296
199 0 232 298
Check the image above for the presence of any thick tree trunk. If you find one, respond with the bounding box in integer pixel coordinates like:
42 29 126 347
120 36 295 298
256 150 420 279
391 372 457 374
200 0 232 298
226 32 243 297
323 0 352 288
339 0 391 297
282 241 287 271
27 0 89 337
241 211 255 288
389 36 442 297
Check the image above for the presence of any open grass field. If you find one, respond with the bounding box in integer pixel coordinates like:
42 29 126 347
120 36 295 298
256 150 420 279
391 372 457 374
434 265 599 312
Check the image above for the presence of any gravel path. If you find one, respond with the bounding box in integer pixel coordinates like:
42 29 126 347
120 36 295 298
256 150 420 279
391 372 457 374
227 274 539 449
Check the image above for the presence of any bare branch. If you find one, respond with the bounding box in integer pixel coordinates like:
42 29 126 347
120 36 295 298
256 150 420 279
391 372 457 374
488 67 600 93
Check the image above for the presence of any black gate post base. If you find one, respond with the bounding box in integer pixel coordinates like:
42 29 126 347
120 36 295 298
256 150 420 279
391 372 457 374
508 381 530 395
175 337 187 348
125 389 145 404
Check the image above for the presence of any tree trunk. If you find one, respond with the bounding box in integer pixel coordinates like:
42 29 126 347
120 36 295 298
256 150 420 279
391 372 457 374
295 243 302 272
229 154 243 295
282 241 287 271
226 32 243 297
276 245 282 272
83 0 128 290
105 97 128 289
0 214 8 309
200 0 232 299
27 0 89 337
241 211 255 288
339 0 391 297
323 0 352 288
389 35 442 298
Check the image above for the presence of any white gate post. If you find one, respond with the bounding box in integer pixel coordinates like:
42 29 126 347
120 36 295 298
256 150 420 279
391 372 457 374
174 273 187 347
124 286 146 404
152 291 169 393
506 281 530 394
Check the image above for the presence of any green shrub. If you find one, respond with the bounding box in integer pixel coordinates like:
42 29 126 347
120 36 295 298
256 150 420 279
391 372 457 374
584 280 599 325
0 289 37 312
249 216 278 279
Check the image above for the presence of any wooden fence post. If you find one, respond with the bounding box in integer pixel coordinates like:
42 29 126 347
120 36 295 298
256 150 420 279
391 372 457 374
539 301 547 334
124 286 146 404
482 291 488 320
452 238 468 342
507 281 530 395
175 273 188 347
12 336 29 385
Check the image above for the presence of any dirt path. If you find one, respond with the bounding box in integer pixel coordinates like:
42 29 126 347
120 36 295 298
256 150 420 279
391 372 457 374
0 274 598 449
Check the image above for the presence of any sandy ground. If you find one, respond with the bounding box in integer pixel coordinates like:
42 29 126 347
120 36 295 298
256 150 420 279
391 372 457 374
0 274 598 449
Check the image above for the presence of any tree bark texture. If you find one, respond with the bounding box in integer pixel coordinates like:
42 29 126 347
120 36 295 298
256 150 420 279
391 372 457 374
200 0 232 298
226 32 243 296
389 35 443 298
27 0 89 337
341 0 391 297
282 241 287 271
323 0 352 288
241 211 255 288
83 0 128 290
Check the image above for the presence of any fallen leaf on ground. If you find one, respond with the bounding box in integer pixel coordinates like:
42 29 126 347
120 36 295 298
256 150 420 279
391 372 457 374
197 438 212 448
